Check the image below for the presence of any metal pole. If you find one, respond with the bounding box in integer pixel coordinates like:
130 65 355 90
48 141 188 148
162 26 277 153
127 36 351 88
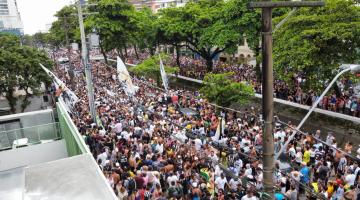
77 1 97 124
275 67 351 159
64 17 75 91
261 6 275 198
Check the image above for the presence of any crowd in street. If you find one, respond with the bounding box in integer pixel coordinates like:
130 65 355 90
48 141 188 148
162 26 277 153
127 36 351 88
123 51 360 118
51 49 360 200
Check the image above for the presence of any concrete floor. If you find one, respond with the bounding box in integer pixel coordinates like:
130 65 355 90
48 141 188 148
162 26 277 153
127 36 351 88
0 167 25 200
0 154 117 200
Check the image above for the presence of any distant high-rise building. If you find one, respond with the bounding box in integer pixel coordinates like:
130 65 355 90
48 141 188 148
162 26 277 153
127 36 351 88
0 0 23 35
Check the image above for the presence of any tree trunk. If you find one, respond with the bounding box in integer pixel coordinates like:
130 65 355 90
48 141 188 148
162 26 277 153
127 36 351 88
150 48 155 56
21 93 31 113
99 39 108 64
206 58 213 72
124 44 128 58
134 44 139 60
116 48 124 60
175 45 181 67
5 89 17 113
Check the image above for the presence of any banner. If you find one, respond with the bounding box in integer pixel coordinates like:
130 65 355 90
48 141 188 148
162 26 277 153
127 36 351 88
117 56 137 95
39 63 79 113
159 56 169 92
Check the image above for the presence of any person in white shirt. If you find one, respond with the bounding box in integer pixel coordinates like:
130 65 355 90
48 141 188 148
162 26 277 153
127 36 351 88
156 143 164 154
97 150 108 167
166 173 178 186
244 164 252 177
214 165 223 178
114 121 122 134
274 129 286 143
294 147 303 165
98 127 106 136
288 144 296 159
208 151 219 163
194 138 202 151
229 178 239 191
214 173 227 192
241 190 258 200
234 158 243 174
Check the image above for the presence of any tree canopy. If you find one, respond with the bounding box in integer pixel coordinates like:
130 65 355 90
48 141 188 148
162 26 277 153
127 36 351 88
158 0 258 71
85 0 136 61
200 73 254 107
49 5 79 48
0 34 53 113
273 0 360 92
129 54 178 87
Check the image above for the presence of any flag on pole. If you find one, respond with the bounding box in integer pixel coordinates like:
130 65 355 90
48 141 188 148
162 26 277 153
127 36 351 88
211 117 225 142
39 63 78 113
159 56 169 92
117 56 137 95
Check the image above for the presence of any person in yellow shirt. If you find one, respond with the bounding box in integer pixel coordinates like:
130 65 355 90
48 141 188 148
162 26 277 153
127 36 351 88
303 146 311 164
326 181 334 198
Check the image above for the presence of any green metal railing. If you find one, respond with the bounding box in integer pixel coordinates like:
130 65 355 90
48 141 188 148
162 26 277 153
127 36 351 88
0 122 61 150
56 101 90 156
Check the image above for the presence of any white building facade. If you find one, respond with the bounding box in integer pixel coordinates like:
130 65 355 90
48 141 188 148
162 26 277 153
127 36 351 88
0 0 23 35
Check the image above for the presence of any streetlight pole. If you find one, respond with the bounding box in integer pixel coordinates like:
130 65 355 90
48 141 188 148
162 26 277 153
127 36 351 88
275 64 360 159
260 5 275 198
77 0 97 124
248 1 324 198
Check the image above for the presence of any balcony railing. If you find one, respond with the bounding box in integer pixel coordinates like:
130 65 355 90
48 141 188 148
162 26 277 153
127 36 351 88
0 122 61 151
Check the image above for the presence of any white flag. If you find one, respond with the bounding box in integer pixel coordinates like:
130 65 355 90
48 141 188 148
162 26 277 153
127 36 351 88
211 117 225 142
117 56 137 95
159 56 169 92
39 63 78 113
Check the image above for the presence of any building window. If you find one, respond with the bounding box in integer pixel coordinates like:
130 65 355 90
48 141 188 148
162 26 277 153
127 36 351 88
0 0 7 3
0 20 3 28
0 4 8 9
0 9 8 15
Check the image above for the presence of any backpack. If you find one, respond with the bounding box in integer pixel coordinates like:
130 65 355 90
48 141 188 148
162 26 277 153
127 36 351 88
128 178 136 191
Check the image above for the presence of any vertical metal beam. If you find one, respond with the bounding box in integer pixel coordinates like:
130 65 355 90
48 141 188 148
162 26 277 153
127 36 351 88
261 6 275 199
77 1 97 124
63 17 75 91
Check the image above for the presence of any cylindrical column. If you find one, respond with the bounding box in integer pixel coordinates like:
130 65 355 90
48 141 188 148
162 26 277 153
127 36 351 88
261 7 275 199
77 1 97 124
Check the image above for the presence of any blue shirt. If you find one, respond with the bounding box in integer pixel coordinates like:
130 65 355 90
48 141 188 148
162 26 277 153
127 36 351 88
300 166 310 184
275 193 285 200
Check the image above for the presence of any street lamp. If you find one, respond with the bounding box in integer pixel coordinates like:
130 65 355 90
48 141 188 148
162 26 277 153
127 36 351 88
76 0 97 124
275 64 360 159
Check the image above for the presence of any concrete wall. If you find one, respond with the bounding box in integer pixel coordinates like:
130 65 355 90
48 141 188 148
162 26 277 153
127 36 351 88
0 140 68 171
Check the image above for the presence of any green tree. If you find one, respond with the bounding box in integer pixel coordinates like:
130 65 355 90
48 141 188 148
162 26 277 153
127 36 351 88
129 7 159 56
158 0 244 71
129 54 178 87
49 5 79 47
273 0 360 92
0 34 53 113
200 73 254 107
85 0 136 62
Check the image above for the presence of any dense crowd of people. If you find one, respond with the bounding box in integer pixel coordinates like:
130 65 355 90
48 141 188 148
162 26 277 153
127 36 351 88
51 48 360 200
123 51 360 118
